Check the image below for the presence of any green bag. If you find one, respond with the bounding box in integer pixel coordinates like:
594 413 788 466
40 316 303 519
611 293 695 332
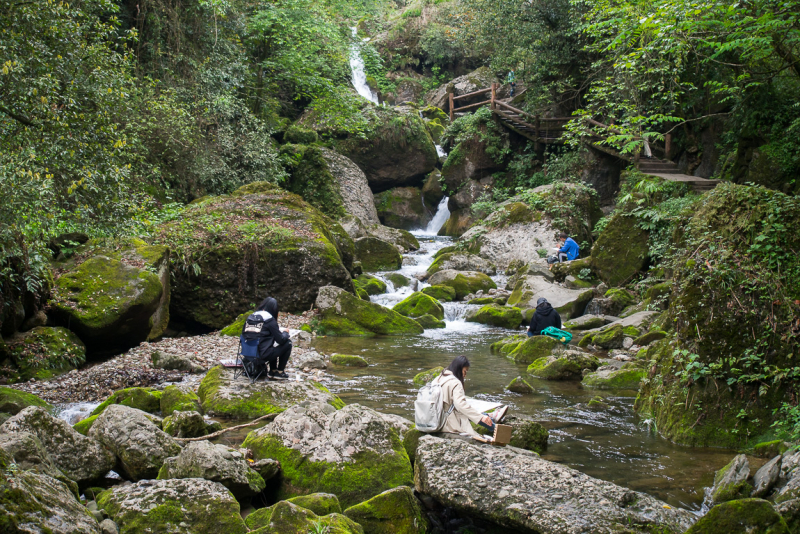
541 326 572 345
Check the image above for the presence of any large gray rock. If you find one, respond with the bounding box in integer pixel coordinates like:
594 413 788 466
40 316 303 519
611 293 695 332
320 147 380 226
753 455 782 498
507 275 593 319
89 404 181 481
0 431 77 495
0 449 100 534
161 410 207 438
579 311 660 337
158 441 266 501
414 436 695 533
0 406 115 485
711 454 752 503
97 478 248 534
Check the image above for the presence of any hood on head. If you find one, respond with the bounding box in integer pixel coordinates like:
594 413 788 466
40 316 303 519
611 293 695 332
536 301 554 315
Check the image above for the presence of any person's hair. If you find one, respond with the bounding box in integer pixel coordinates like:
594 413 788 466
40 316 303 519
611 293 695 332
256 297 279 319
446 355 470 385
559 232 568 239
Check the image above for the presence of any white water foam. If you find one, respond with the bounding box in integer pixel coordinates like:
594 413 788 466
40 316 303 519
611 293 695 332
57 402 99 425
435 144 447 158
349 27 379 104
419 196 450 236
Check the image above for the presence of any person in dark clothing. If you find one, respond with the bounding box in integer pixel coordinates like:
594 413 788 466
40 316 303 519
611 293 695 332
242 297 292 379
527 297 562 337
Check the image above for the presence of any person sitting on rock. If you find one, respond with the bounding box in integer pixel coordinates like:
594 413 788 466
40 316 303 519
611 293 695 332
242 297 292 379
548 232 580 264
432 355 508 437
527 297 562 337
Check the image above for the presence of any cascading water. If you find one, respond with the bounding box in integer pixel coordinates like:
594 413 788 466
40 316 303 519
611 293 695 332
421 196 450 236
349 27 379 104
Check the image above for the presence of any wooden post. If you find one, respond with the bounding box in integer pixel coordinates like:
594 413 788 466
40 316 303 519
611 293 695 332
490 83 496 110
664 133 672 160
535 115 542 151
449 92 454 122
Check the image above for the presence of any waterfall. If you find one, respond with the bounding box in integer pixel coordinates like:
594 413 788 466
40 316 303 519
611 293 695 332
420 196 450 236
349 27 379 104
435 144 447 158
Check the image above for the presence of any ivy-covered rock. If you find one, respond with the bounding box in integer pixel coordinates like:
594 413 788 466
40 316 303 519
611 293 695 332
427 252 496 277
314 286 423 336
421 285 456 302
393 292 445 320
162 410 207 438
507 335 561 364
242 402 413 508
506 376 534 394
413 367 443 387
160 385 202 416
711 454 753 504
2 326 86 383
590 213 649 287
0 448 101 534
331 354 369 367
426 270 496 300
245 500 363 533
527 351 600 380
374 186 430 230
287 493 342 516
89 404 181 481
157 441 266 501
197 365 344 419
154 182 354 329
507 275 593 320
0 406 116 485
97 478 248 534
343 486 429 534
354 274 387 296
354 237 402 271
466 304 522 329
0 386 51 415
414 314 446 329
582 366 645 390
684 498 789 534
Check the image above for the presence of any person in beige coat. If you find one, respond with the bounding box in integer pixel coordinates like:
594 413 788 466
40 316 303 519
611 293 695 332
431 355 506 437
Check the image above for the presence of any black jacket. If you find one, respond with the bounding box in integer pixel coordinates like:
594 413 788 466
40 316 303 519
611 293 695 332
242 298 290 360
528 302 562 335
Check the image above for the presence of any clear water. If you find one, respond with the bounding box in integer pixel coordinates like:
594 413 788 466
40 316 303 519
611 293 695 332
349 27 379 104
314 230 752 512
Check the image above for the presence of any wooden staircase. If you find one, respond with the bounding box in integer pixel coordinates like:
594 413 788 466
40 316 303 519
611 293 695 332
638 158 720 193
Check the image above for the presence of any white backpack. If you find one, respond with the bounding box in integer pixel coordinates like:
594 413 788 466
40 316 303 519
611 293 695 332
414 375 455 433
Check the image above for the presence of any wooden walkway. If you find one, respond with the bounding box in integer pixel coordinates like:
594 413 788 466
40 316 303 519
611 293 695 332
448 84 720 193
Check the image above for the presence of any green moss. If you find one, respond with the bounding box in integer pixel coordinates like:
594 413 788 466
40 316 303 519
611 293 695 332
385 273 410 288
219 310 253 337
623 326 642 337
343 486 428 534
527 353 599 380
590 213 649 287
578 333 594 348
73 413 99 435
506 376 533 394
374 187 429 231
402 428 424 466
508 336 560 364
0 386 51 414
355 237 402 272
582 368 645 389
393 292 445 320
413 366 443 387
684 498 789 534
587 396 610 411
300 324 313 333
550 257 592 283
605 288 637 311
247 501 362 533
286 493 342 516
4 326 86 383
357 287 370 300
242 429 413 509
432 272 496 300
283 125 319 145
508 420 549 454
354 275 387 296
466 304 522 329
633 330 667 346
750 440 787 458
316 290 424 337
414 314 446 329
421 285 456 302
331 354 369 367
563 316 605 330
91 387 162 417
468 297 495 305
160 385 202 416
592 324 624 349
489 334 527 355
279 144 346 219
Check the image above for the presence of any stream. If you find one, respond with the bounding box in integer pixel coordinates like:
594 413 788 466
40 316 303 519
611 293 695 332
313 204 742 513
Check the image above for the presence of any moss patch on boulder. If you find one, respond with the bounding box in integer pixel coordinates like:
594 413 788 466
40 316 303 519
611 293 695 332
509 419 549 454
374 187 430 230
287 493 342 516
315 286 424 337
393 292 445 320
331 354 369 367
413 367 443 387
279 143 346 219
219 310 253 337
414 314 446 329
3 327 86 383
343 486 428 534
245 500 363 533
590 213 649 287
466 304 522 329
508 336 560 364
0 386 52 415
91 387 162 418
506 376 534 394
355 237 402 271
582 367 645 389
354 275 387 296
385 272 410 288
426 270 496 300
684 498 789 534
421 285 456 302
160 385 202 416
527 352 600 380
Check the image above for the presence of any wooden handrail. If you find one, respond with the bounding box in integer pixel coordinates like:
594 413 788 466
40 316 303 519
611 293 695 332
452 87 492 101
494 100 535 121
453 99 492 113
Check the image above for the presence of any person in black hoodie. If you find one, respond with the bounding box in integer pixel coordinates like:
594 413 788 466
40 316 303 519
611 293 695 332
242 297 292 379
527 297 562 337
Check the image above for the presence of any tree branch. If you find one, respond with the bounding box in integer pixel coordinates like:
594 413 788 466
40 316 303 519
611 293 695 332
0 105 36 126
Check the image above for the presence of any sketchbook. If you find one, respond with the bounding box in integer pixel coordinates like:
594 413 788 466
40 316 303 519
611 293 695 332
466 398 503 415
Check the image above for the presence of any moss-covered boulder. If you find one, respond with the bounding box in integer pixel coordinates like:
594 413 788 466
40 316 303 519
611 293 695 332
331 354 369 367
197 365 344 419
422 169 445 208
343 486 428 534
374 186 430 230
590 213 649 287
354 237 402 272
0 448 101 534
507 335 561 364
354 274 387 296
314 286 423 336
413 367 443 387
506 376 534 394
154 182 354 329
2 326 86 383
242 402 413 508
161 410 207 438
415 314 446 329
0 386 51 415
684 498 789 534
427 270 496 300
160 385 202 416
604 288 637 315
218 310 252 336
427 252 496 276
245 500 363 533
490 334 527 356
466 304 522 329
563 315 606 330
279 143 348 219
421 284 456 302
90 387 162 418
506 275 593 320
580 323 625 349
287 493 342 516
507 418 549 454
711 454 752 504
393 292 445 320
582 366 645 389
302 98 438 192
366 225 420 253
527 351 600 380
98 478 248 534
